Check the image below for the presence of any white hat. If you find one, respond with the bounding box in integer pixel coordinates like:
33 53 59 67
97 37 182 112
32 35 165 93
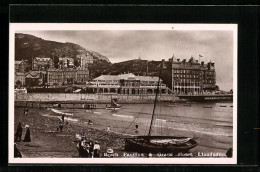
25 125 29 128
107 148 114 154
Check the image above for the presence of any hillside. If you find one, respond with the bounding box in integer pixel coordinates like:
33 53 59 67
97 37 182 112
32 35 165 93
15 33 111 65
15 33 172 88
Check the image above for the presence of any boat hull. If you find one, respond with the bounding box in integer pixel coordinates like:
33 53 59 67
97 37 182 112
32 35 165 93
125 136 198 153
106 106 121 110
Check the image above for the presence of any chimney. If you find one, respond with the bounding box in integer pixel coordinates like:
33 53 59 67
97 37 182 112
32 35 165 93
183 59 186 63
162 59 167 69
177 59 180 62
201 61 204 66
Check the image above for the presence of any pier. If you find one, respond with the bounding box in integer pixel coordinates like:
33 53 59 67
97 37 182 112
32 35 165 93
177 94 233 102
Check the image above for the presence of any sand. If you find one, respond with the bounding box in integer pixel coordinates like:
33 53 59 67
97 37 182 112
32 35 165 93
14 107 125 158
14 107 231 158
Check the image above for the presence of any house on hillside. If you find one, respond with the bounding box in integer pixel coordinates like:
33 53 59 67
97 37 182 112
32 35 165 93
15 60 29 72
32 57 54 70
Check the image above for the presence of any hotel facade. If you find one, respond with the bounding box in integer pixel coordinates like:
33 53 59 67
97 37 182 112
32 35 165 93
171 55 217 95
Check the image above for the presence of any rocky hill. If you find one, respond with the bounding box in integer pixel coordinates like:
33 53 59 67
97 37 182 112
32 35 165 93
15 33 111 65
15 33 172 88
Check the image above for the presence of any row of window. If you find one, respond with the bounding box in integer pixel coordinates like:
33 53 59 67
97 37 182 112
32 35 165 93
173 82 200 86
173 69 215 75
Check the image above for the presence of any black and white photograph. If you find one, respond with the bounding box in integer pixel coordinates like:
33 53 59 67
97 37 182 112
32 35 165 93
9 23 237 164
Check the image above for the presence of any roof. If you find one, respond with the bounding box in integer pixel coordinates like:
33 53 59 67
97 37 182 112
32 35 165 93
35 57 51 61
26 71 42 78
93 73 160 82
15 61 23 65
15 72 26 76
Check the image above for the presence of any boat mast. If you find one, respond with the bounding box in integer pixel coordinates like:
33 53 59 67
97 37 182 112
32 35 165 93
148 60 165 136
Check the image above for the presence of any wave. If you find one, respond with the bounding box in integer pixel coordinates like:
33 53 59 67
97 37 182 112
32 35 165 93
155 119 167 122
94 112 102 114
41 114 78 122
145 124 232 137
112 114 134 118
51 108 73 116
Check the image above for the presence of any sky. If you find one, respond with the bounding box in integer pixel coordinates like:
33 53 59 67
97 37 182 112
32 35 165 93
19 30 234 91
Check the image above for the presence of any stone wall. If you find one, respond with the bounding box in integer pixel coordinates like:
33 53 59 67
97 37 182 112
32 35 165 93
15 93 177 103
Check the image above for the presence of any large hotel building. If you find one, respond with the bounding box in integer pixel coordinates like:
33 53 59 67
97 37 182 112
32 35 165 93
171 55 216 95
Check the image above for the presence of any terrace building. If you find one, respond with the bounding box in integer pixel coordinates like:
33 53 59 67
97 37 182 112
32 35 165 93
46 67 89 85
77 53 94 69
32 57 54 70
15 60 29 72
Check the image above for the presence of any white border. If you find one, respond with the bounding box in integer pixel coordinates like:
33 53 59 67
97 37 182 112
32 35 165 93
9 23 237 164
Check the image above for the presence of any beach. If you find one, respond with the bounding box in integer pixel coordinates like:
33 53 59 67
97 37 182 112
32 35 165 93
14 107 125 158
14 102 233 158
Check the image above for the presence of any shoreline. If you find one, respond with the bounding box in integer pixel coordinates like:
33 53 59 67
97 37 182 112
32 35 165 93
14 106 232 158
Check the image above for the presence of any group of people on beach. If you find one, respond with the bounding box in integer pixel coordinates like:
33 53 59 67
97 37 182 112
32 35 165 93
77 137 101 158
14 122 31 158
15 122 31 142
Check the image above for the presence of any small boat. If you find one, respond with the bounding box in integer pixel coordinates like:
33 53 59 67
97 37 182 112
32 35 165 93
230 106 233 107
106 98 121 110
203 106 212 108
220 105 227 107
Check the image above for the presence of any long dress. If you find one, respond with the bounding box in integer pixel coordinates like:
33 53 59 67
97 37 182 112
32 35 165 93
15 125 23 141
24 128 31 142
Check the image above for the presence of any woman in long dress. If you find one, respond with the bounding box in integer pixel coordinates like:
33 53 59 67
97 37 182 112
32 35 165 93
15 123 23 141
23 125 31 142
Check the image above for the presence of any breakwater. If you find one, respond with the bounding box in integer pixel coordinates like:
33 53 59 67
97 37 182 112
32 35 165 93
15 93 177 104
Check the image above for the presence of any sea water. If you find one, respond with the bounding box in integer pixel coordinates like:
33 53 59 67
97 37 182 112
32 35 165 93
49 102 233 153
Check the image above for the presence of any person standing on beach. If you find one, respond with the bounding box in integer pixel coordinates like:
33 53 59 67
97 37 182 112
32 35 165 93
61 114 65 123
59 121 64 133
88 140 94 155
58 103 61 109
23 125 31 142
135 123 139 130
135 123 139 134
15 122 23 141
107 126 110 132
24 107 28 116
93 141 101 157
77 139 85 157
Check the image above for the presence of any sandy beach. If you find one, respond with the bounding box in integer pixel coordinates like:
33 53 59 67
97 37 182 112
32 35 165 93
14 104 232 158
14 107 126 158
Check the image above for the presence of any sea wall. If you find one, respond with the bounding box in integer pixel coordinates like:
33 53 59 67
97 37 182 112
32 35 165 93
15 93 177 103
